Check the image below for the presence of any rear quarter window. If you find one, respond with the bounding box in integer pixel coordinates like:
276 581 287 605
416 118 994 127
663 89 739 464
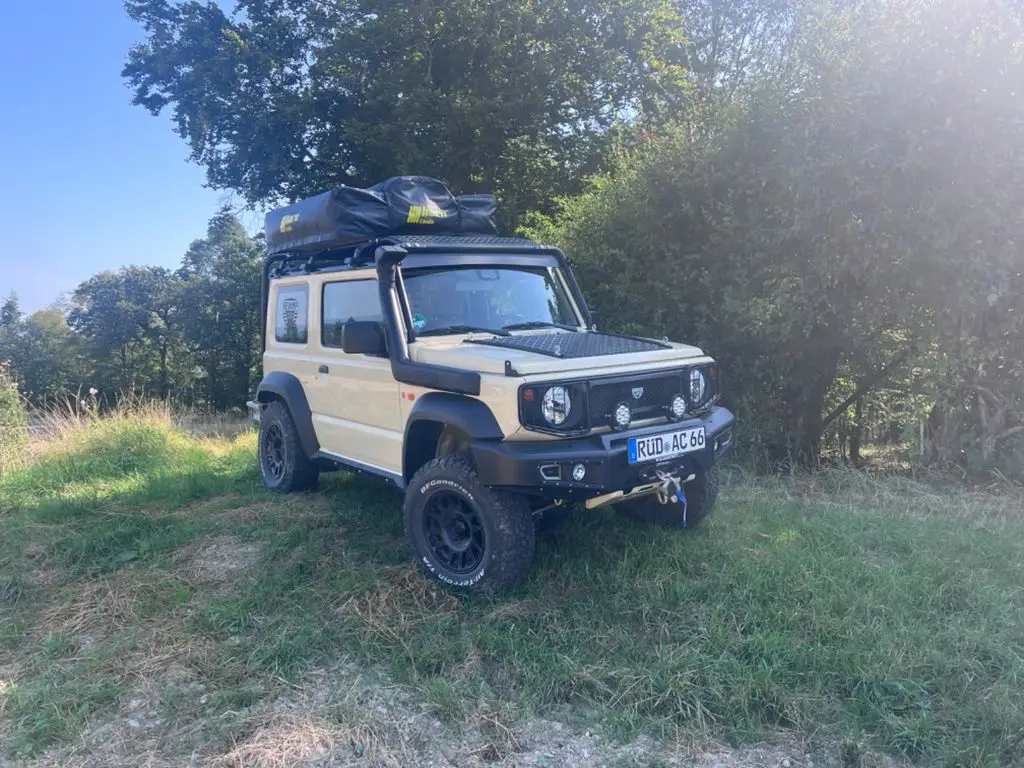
274 285 309 344
322 280 383 347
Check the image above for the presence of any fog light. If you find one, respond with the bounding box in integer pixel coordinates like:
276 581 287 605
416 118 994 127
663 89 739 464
572 463 586 481
612 402 632 430
669 394 687 420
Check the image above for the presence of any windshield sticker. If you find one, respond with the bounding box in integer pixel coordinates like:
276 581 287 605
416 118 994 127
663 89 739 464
412 313 427 331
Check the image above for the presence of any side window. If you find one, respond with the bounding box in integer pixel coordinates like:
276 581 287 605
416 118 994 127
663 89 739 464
322 280 383 348
274 285 309 344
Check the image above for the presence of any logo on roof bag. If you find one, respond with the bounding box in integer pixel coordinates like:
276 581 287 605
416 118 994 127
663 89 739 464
407 199 449 224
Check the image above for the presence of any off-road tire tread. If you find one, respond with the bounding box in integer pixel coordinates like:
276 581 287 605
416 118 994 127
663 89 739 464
618 464 719 528
405 452 535 594
260 400 319 493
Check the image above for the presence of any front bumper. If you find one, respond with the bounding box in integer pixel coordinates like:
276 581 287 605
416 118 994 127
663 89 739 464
471 405 735 499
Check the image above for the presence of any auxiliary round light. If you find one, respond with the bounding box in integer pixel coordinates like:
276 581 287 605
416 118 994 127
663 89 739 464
541 386 571 426
612 401 632 430
572 463 587 481
689 369 706 405
669 394 687 420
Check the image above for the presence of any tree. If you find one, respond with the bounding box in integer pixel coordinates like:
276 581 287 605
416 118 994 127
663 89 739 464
177 209 263 408
678 0 797 99
0 305 86 405
0 292 20 327
537 0 1024 468
123 0 689 226
69 266 182 399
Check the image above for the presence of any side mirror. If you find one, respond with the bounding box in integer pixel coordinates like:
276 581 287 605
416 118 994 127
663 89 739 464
341 320 387 356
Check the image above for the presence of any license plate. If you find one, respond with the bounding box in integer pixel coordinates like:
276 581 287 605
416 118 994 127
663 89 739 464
628 426 706 464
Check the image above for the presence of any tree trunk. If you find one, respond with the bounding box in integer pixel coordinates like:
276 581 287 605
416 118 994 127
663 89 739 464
797 348 842 467
849 396 863 465
159 342 169 399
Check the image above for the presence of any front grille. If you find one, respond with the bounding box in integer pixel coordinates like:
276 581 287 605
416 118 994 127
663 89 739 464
519 365 715 435
588 371 682 427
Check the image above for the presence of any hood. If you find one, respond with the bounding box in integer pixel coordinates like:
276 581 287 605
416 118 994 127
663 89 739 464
409 330 709 377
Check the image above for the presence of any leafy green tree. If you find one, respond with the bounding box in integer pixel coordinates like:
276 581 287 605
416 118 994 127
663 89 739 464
537 0 1024 468
0 293 20 327
177 209 263 408
69 266 182 399
123 0 688 226
679 0 797 100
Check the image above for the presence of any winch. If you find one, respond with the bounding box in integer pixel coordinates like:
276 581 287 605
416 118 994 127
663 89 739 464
654 469 695 526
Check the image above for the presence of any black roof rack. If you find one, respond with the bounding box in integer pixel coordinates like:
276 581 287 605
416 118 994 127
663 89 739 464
264 233 557 278
380 234 549 251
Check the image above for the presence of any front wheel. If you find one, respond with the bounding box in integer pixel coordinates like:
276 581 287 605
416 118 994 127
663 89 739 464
617 464 720 528
404 453 535 593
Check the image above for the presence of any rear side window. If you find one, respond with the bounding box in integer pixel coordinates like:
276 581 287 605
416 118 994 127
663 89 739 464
274 285 309 344
322 280 383 348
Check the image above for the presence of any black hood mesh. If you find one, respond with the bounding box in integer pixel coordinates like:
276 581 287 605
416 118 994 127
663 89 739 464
468 331 668 359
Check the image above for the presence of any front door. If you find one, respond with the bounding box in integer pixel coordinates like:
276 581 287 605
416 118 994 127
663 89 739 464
306 276 402 474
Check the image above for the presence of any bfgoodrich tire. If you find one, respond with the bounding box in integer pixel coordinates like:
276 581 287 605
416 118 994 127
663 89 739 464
404 453 535 593
258 400 319 493
617 464 720 528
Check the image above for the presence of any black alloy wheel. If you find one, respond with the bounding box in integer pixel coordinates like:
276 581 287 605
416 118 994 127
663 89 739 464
403 452 535 593
422 490 486 574
261 423 286 482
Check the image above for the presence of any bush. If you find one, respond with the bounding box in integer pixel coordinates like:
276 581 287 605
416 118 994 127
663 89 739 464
535 0 1024 469
0 360 28 471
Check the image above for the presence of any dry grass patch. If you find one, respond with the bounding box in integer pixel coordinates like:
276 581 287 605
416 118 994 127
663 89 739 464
35 569 192 640
342 565 461 643
214 713 418 768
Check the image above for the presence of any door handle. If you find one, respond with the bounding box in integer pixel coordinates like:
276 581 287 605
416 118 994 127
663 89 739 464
318 365 329 374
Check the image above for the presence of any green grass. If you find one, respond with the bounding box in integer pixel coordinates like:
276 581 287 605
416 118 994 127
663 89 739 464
1 412 1023 765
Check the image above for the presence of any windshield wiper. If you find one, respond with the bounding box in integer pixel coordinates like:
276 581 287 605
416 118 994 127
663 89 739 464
418 324 511 337
502 320 579 332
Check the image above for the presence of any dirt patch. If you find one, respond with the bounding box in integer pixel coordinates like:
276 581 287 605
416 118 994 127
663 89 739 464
14 657 908 768
176 535 262 597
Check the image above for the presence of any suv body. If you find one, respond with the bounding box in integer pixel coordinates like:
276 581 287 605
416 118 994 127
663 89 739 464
252 227 734 593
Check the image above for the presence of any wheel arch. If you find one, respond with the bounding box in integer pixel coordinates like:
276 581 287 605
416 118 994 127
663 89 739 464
403 392 503 483
256 371 319 458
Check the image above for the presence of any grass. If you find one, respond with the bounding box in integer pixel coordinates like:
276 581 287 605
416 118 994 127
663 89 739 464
1 409 1023 765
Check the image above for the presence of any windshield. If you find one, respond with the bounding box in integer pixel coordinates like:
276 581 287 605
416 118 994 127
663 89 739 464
401 265 579 335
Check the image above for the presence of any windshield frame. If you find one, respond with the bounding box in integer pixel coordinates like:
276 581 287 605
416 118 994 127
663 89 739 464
396 255 585 340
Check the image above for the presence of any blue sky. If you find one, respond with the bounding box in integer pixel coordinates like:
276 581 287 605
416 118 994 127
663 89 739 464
0 1 260 313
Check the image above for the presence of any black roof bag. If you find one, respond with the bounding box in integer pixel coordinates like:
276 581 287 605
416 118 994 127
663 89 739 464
265 176 498 255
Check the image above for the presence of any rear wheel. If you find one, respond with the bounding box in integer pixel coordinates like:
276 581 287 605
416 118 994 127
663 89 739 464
617 464 719 528
404 453 535 593
258 400 319 493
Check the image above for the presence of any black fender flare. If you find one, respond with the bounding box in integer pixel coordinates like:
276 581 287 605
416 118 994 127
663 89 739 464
256 371 319 459
403 392 503 481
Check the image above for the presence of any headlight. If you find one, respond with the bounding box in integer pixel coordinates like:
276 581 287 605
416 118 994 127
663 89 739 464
689 369 706 405
541 386 571 426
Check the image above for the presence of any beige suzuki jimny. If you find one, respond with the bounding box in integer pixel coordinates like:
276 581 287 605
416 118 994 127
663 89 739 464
250 177 735 593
